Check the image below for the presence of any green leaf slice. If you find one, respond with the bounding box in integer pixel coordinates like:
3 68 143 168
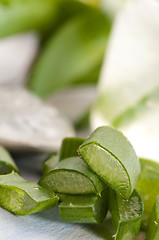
140 158 159 171
0 172 59 215
39 156 106 195
136 161 159 229
112 86 159 128
43 153 59 174
59 137 85 161
109 189 143 240
0 0 57 38
43 137 85 174
28 8 110 97
147 195 159 240
59 188 108 224
0 146 19 174
78 126 140 199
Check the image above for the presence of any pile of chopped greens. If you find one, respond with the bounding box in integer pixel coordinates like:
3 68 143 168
0 126 158 240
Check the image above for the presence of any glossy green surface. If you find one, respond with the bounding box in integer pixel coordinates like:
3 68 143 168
140 158 159 171
78 126 140 199
59 137 85 161
28 8 110 97
0 146 19 174
59 188 108 224
39 156 106 195
43 154 59 174
0 172 58 215
0 0 57 38
147 195 159 240
136 165 159 229
109 189 143 240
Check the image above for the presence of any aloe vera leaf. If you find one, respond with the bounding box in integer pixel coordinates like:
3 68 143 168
112 86 159 128
78 126 140 199
136 164 159 230
0 172 59 215
74 108 90 130
147 195 159 240
59 188 108 224
139 158 159 171
28 8 111 98
43 154 59 174
0 0 57 38
79 0 100 7
39 156 106 195
109 189 143 240
0 146 19 174
52 1 95 29
59 137 85 161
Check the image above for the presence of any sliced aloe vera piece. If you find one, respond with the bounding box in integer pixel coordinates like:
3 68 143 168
136 162 159 229
39 156 106 195
43 154 59 174
0 0 57 38
59 188 108 224
56 193 68 203
28 9 110 98
59 137 85 161
0 146 19 174
147 195 159 240
78 126 140 199
139 158 159 171
109 189 143 240
0 172 58 215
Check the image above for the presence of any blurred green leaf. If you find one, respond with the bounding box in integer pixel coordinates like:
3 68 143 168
95 84 159 129
58 0 100 9
41 1 93 42
112 86 159 128
78 0 100 7
0 0 57 38
28 7 111 98
74 108 90 129
51 1 92 28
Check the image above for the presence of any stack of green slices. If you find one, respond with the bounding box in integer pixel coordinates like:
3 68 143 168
0 126 158 240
